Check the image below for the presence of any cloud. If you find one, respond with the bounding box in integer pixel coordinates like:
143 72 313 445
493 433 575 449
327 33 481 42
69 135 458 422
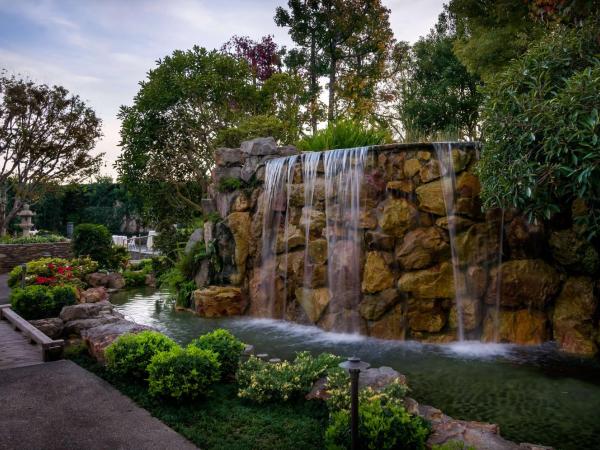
0 0 445 177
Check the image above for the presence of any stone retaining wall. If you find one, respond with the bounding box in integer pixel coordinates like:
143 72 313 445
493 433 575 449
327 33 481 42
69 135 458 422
198 138 600 357
0 242 72 273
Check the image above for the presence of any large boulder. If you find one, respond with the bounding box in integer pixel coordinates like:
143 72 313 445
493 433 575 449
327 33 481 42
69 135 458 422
214 147 243 166
212 166 241 183
184 228 204 254
64 315 124 336
359 288 401 321
449 297 482 331
482 309 548 345
60 301 116 322
275 223 305 254
552 276 598 355
379 198 419 237
86 272 109 287
299 207 326 235
398 261 455 299
454 222 502 267
415 179 446 216
485 260 561 309
407 299 447 333
506 215 545 260
362 251 395 294
106 273 126 290
295 287 330 323
549 228 600 275
368 304 406 340
227 212 251 285
81 321 151 363
29 318 64 340
240 137 278 156
193 286 247 317
395 227 449 270
308 238 328 265
79 287 109 304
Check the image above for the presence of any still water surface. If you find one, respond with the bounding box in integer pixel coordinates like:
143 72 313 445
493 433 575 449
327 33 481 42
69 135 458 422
111 288 600 450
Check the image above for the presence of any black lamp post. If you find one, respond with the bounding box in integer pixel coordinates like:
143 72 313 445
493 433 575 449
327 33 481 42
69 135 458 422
339 356 370 450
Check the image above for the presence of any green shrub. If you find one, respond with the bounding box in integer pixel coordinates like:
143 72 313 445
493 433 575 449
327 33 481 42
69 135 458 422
177 240 207 279
104 331 178 379
107 245 130 270
297 119 391 152
237 351 342 403
49 285 78 311
9 284 76 320
176 281 197 309
0 234 67 244
122 270 147 287
147 345 220 401
190 329 245 378
478 22 600 237
325 395 430 450
72 223 113 269
218 177 243 193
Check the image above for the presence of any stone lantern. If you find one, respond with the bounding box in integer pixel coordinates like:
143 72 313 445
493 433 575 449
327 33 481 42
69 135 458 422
17 204 35 237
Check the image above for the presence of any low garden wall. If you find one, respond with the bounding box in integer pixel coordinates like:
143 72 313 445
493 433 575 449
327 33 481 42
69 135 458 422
0 242 72 273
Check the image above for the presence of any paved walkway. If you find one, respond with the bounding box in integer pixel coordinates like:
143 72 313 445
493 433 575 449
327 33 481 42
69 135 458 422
0 360 198 450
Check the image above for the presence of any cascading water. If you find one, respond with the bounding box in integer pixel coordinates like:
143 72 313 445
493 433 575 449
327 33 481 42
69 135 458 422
323 147 368 333
301 152 322 291
433 142 467 340
260 156 296 318
260 147 368 332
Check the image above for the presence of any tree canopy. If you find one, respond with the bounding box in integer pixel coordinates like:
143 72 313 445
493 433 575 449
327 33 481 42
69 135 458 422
0 75 103 235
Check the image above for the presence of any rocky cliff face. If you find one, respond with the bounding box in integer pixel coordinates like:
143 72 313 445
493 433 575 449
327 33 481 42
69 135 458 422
195 138 599 357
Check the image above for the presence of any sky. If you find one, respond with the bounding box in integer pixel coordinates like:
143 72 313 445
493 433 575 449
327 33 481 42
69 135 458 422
0 0 446 178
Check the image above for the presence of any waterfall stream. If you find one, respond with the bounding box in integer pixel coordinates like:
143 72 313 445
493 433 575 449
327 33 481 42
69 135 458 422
433 142 467 340
260 147 367 332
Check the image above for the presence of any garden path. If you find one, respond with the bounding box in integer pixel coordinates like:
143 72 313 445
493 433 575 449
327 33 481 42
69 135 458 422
0 360 198 449
0 273 9 304
0 318 42 370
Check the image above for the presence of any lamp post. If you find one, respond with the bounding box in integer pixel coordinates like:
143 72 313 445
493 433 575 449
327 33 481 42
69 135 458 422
339 356 370 450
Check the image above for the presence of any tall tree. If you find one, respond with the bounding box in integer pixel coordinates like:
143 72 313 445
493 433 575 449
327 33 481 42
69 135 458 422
0 75 103 235
116 47 257 217
398 10 482 140
275 0 395 126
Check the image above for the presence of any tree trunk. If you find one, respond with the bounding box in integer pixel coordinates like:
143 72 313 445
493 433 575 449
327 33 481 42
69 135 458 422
328 54 337 123
310 29 318 135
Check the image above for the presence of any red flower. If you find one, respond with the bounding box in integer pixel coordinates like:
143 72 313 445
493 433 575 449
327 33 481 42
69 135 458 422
48 263 55 270
57 267 65 275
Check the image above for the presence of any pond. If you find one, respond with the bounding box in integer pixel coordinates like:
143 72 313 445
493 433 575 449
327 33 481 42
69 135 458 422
110 287 600 450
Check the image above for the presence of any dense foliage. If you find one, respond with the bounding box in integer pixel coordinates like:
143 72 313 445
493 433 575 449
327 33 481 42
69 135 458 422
72 223 114 269
190 329 246 379
477 22 600 236
10 284 77 320
325 395 429 450
399 11 482 140
105 331 178 379
297 120 391 151
237 352 341 402
32 178 140 235
147 346 221 401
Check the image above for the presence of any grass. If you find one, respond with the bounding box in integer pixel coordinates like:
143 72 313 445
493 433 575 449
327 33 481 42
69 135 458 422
70 354 329 450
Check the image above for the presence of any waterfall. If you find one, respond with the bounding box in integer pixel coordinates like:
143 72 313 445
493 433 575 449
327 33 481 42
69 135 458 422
260 147 367 332
433 143 467 340
301 152 322 291
323 147 368 333
493 209 505 342
260 156 295 318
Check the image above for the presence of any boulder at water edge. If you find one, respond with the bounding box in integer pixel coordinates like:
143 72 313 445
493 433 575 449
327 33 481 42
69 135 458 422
193 286 247 317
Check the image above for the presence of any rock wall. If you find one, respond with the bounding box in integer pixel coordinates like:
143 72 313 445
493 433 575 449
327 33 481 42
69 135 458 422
0 242 72 273
199 138 600 357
